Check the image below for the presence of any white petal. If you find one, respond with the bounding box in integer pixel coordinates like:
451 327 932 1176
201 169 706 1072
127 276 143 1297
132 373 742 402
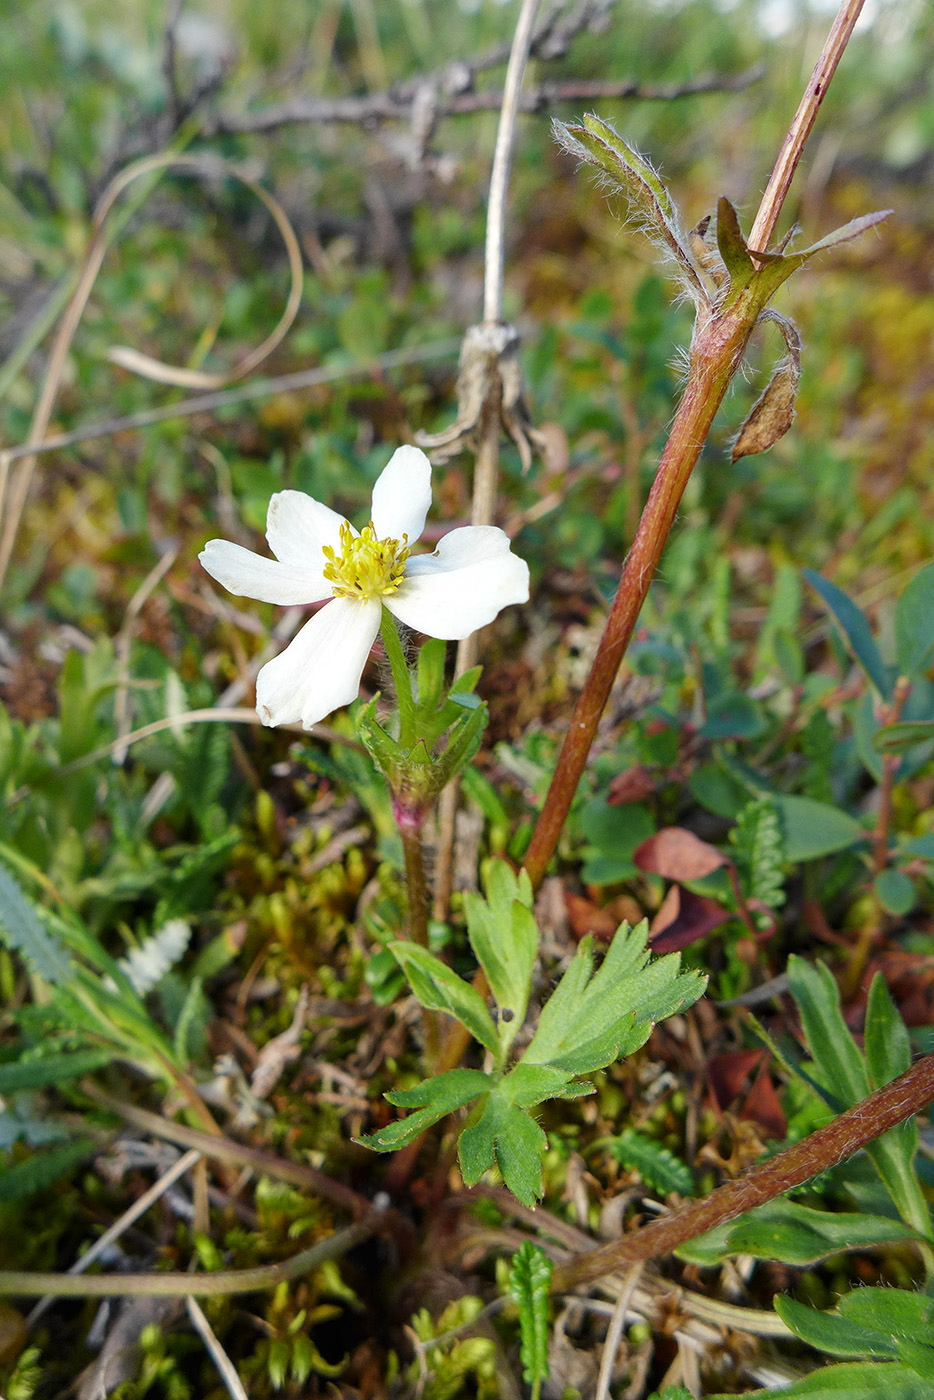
370 446 432 544
388 526 529 640
266 490 350 566
200 539 331 604
255 597 381 729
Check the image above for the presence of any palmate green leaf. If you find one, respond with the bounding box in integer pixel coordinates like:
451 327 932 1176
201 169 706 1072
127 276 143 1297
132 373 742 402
803 569 893 699
389 943 499 1055
458 1090 547 1207
895 561 934 677
524 922 705 1074
464 861 536 1055
677 1199 919 1267
358 1069 492 1153
499 1061 575 1108
706 1360 933 1400
507 1242 552 1396
0 863 73 985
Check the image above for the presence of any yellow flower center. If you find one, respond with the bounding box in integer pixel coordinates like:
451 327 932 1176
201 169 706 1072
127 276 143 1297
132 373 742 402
321 521 411 600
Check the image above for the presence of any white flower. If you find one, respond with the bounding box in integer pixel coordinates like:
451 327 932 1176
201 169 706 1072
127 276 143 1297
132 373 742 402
199 445 529 730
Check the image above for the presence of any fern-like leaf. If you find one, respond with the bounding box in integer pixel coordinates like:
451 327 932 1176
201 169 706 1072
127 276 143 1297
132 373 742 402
607 1128 693 1197
507 1241 552 1399
729 797 786 911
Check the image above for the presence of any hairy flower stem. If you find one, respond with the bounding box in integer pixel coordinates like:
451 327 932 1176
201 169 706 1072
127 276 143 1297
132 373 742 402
523 321 741 889
523 0 866 890
550 1049 934 1291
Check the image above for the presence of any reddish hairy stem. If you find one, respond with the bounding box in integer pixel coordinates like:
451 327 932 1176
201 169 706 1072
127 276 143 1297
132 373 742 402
523 316 746 889
552 1050 934 1291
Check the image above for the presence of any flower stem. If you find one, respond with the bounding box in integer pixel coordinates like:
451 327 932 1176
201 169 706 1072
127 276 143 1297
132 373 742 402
523 328 740 889
380 606 416 750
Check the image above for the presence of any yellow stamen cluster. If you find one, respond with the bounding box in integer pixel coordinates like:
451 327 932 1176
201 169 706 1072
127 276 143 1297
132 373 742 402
322 521 410 600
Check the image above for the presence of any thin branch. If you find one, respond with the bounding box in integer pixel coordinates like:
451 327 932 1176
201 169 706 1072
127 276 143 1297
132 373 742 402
206 70 762 137
0 340 460 468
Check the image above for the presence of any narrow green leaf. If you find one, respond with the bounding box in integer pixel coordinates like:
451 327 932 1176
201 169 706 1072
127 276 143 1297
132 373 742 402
715 196 756 293
803 569 893 698
358 1070 491 1155
0 865 73 985
0 1138 97 1202
553 116 703 297
496 1104 547 1207
895 561 934 677
839 1287 934 1341
0 1049 113 1093
777 1295 898 1360
507 1242 552 1393
464 860 537 1054
415 638 447 714
706 1362 933 1400
787 957 869 1106
874 720 934 754
865 974 912 1091
499 1062 574 1108
386 1068 492 1110
390 943 499 1054
799 209 892 258
677 1200 918 1267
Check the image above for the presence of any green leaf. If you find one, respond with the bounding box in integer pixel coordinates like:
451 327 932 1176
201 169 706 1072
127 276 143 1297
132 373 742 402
773 794 865 860
777 1290 934 1370
606 1128 693 1196
895 562 934 676
0 864 73 985
874 720 934 754
464 861 537 1055
0 1049 113 1093
0 1138 97 1202
803 569 893 699
798 209 892 258
715 196 756 295
706 1360 934 1399
457 1090 547 1206
358 1069 492 1153
507 1242 552 1395
499 1061 575 1108
788 958 928 1239
390 943 499 1055
415 637 447 713
554 116 703 297
387 1068 492 1111
524 923 705 1075
787 957 870 1107
865 974 912 1091
873 868 915 916
677 1200 919 1267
